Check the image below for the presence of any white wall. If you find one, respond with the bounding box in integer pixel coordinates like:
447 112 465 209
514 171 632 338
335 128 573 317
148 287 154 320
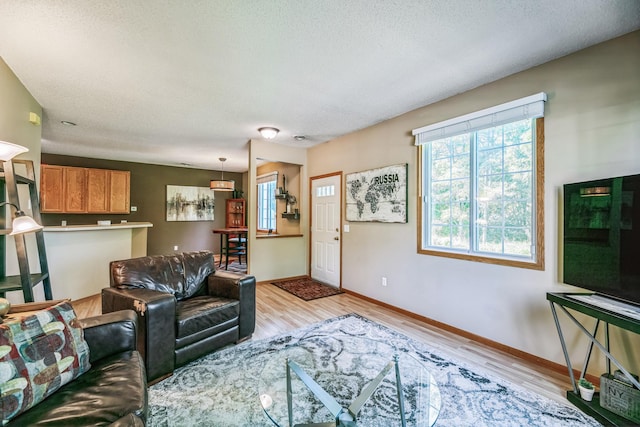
0 57 44 302
0 58 41 162
43 225 151 300
307 31 640 375
248 139 308 281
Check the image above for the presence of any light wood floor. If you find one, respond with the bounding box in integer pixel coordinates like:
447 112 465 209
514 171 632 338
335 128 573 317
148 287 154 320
71 282 573 406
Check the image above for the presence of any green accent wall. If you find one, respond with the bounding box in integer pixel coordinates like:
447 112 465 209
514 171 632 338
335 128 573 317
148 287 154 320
41 154 243 256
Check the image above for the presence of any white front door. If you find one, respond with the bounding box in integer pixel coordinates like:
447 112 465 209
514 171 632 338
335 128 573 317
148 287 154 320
311 174 341 287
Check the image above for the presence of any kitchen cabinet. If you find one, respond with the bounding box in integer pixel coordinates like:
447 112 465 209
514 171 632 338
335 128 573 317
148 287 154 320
63 166 87 213
40 164 65 213
87 168 109 212
108 170 130 213
41 165 130 214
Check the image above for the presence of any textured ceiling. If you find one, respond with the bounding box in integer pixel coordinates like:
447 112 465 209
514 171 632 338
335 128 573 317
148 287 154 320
0 1 639 172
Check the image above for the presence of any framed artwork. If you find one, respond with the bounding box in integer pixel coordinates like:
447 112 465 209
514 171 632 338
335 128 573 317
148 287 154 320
345 163 407 223
166 185 215 221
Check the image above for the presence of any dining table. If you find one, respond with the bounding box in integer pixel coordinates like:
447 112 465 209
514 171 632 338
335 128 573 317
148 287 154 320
212 227 248 269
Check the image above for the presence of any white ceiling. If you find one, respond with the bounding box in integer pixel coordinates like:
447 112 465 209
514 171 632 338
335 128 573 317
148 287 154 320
1 1 639 172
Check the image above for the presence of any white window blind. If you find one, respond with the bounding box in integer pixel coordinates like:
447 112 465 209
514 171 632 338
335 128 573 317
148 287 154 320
412 92 547 145
257 171 278 184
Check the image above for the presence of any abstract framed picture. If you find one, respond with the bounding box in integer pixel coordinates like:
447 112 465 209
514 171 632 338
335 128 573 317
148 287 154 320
166 185 215 221
345 163 408 223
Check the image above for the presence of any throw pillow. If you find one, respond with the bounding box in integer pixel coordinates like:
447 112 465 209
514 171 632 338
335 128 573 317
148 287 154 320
0 301 91 425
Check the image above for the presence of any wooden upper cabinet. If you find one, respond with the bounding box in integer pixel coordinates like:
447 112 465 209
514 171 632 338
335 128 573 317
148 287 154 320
63 167 88 213
109 170 130 213
87 168 109 213
40 165 65 213
40 165 130 214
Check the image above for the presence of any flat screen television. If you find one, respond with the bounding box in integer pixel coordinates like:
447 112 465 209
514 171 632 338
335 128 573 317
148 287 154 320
563 173 640 305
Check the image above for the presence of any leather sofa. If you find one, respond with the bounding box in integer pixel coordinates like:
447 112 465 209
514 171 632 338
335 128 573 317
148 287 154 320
8 310 148 426
102 250 256 383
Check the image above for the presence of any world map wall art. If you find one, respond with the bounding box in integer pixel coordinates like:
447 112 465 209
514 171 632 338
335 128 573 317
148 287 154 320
345 163 407 223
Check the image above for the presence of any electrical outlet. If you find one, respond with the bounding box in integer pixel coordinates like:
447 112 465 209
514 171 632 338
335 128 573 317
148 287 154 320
381 277 387 287
131 206 138 212
173 245 178 251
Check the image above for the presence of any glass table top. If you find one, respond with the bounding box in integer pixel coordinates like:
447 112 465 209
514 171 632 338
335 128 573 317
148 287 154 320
258 335 441 427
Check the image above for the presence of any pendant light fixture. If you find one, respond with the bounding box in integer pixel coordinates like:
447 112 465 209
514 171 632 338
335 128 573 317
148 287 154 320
210 157 235 191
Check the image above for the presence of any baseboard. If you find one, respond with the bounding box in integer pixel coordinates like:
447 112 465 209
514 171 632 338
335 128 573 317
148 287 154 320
341 288 595 385
148 372 172 386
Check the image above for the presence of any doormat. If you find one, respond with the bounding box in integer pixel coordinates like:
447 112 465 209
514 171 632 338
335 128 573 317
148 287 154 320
271 278 343 301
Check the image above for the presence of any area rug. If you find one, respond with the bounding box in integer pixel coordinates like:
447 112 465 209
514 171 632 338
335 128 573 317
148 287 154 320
148 314 600 426
214 257 247 274
271 277 343 301
225 260 246 274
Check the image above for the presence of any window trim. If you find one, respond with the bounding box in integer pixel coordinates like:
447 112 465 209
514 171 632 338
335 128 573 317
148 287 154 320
416 117 545 271
256 171 278 232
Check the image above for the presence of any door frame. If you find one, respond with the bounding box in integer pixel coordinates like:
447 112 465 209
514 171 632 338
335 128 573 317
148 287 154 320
308 171 343 288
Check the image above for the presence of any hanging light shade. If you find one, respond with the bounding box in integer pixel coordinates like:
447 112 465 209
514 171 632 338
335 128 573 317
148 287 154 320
0 140 29 161
10 212 44 235
0 202 43 235
258 127 279 139
210 157 235 191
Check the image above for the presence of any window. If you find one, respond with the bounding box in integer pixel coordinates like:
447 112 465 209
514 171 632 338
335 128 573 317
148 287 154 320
413 93 546 270
316 184 335 197
257 172 277 231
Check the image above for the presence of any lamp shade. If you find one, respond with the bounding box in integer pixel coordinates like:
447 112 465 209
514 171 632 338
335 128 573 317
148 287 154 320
0 140 29 161
210 179 235 191
10 213 43 235
211 157 235 192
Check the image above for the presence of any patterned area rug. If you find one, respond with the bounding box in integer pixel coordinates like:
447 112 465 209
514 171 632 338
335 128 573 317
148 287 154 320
148 314 600 427
225 260 246 274
214 256 247 274
271 278 343 301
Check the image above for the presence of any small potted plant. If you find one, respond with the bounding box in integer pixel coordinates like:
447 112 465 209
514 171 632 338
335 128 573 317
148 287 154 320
578 378 595 401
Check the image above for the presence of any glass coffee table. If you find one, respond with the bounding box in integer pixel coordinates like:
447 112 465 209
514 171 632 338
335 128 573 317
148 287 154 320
258 336 441 426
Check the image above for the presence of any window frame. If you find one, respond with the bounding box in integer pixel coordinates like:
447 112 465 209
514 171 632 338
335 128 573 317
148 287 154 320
256 172 278 232
417 117 545 271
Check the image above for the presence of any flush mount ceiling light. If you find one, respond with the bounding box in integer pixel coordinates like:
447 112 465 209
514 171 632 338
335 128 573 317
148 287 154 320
258 127 279 139
210 157 235 191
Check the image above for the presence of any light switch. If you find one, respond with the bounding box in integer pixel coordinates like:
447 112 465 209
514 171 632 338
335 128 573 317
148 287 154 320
343 224 350 232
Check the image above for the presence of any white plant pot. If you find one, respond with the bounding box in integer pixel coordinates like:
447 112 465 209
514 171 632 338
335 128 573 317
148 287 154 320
579 385 595 401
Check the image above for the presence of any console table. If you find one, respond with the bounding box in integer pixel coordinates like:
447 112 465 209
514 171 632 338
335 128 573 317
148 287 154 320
547 292 640 426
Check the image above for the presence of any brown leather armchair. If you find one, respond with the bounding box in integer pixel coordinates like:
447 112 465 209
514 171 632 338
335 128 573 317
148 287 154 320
101 251 256 383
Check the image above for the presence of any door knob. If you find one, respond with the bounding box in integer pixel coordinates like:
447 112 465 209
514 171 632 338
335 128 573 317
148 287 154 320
334 236 339 241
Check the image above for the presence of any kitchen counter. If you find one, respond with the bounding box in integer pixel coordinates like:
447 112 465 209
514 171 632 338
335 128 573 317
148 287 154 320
39 222 153 301
44 221 153 232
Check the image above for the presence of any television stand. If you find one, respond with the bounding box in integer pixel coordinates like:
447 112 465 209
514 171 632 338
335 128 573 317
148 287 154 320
569 294 640 321
547 292 640 426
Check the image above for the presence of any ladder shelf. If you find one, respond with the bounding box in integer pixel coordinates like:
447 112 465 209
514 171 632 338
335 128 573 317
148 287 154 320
0 159 52 302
